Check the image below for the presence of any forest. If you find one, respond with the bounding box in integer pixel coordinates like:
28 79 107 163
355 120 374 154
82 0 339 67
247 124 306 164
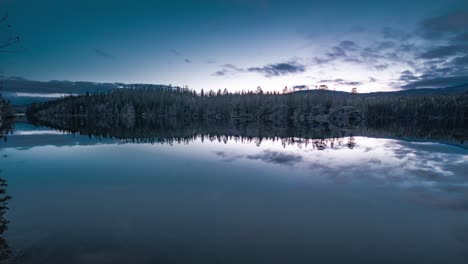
0 96 13 138
26 86 468 129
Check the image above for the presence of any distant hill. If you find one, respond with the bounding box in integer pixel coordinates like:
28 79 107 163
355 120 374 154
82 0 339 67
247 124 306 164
0 77 176 105
366 83 468 96
2 77 468 106
295 83 468 97
1 77 121 94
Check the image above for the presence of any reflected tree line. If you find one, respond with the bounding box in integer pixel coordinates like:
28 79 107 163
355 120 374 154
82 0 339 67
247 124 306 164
25 86 468 148
28 115 467 148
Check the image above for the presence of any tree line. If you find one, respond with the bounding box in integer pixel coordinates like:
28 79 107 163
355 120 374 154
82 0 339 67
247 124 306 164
27 86 468 128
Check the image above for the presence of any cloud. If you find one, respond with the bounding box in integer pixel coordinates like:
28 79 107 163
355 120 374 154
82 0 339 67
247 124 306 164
451 55 468 66
214 149 303 166
313 44 364 65
338 40 359 51
169 49 181 56
184 58 191 63
213 151 243 162
211 64 245 77
343 57 363 64
399 70 418 82
344 81 361 86
419 44 468 59
326 46 347 58
420 11 468 34
293 85 308 90
401 75 468 89
376 41 397 50
374 64 389 70
247 61 306 77
246 150 303 166
93 49 114 59
212 70 227 76
319 79 362 86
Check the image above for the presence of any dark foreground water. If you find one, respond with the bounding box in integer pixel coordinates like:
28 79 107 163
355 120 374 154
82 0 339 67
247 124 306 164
0 122 467 263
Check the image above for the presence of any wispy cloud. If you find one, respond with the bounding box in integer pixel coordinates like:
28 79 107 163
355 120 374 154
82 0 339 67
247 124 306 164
319 79 362 86
94 49 114 59
212 61 305 78
169 49 181 56
211 64 245 76
247 61 306 77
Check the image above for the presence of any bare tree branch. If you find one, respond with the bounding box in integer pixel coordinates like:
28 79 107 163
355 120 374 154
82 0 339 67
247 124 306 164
0 12 20 52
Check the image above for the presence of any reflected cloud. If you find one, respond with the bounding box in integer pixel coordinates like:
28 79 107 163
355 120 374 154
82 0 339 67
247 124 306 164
212 136 468 211
246 150 303 166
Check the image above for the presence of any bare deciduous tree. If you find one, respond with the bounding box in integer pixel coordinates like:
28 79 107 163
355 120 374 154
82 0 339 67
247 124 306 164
0 13 20 52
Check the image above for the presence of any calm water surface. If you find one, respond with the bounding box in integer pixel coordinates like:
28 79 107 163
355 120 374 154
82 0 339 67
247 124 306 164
0 122 467 263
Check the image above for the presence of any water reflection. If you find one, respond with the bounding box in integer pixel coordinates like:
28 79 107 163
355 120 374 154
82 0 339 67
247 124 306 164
28 117 468 147
0 120 467 263
209 137 468 212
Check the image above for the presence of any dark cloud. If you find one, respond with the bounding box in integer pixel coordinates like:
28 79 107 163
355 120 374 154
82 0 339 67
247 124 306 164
401 75 468 89
374 64 389 70
343 81 361 86
419 44 468 59
212 70 227 76
360 47 384 60
420 11 468 34
319 79 343 83
369 77 377 82
94 49 114 59
326 46 347 58
247 61 306 77
338 40 359 51
451 55 468 66
246 150 303 166
319 78 361 86
343 57 363 64
399 70 418 82
314 43 364 65
213 151 243 162
293 85 308 90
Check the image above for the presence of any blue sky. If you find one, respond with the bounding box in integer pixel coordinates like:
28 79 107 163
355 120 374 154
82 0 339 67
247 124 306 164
1 0 468 92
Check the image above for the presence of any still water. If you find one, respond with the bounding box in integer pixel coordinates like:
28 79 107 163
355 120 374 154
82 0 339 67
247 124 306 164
0 122 467 263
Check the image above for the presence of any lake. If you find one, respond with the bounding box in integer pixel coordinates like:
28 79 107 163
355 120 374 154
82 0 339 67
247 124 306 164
0 121 467 263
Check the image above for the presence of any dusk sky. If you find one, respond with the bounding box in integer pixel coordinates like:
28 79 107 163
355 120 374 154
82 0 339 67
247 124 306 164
1 0 468 92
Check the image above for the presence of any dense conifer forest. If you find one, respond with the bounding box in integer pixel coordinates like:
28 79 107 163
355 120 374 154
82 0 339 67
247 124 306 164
26 87 468 128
